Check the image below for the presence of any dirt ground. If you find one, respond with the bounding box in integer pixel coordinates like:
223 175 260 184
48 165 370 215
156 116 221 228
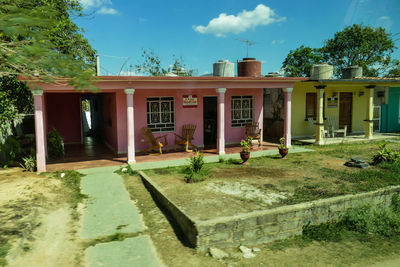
124 174 400 267
0 168 83 267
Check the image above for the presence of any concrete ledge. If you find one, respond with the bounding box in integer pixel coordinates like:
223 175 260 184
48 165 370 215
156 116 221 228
139 171 400 252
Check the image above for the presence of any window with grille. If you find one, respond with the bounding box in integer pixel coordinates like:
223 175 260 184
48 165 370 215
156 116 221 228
306 93 325 119
231 96 254 127
147 97 175 132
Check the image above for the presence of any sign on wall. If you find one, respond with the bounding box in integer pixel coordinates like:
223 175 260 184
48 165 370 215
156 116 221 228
183 95 198 108
327 97 338 108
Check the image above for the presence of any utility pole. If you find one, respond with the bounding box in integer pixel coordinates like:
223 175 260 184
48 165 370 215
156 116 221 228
236 38 256 58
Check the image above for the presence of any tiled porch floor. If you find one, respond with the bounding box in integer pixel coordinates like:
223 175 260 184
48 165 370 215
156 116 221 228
46 138 279 172
296 132 400 145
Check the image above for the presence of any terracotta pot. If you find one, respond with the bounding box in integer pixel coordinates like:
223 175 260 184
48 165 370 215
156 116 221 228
278 148 289 159
240 151 250 165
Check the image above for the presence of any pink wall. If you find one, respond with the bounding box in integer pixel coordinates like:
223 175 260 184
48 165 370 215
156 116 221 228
45 93 81 144
102 93 118 151
114 88 263 153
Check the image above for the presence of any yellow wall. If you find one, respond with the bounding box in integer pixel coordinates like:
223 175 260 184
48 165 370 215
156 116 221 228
292 82 368 137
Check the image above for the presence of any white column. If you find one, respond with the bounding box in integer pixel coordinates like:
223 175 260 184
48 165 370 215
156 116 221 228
125 89 136 164
283 88 293 148
216 88 226 155
33 88 46 172
365 85 375 139
315 85 326 145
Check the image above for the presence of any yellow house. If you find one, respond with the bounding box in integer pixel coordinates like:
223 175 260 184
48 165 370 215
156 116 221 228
291 78 400 144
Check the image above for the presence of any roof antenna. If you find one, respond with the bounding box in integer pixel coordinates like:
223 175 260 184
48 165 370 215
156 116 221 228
236 38 256 58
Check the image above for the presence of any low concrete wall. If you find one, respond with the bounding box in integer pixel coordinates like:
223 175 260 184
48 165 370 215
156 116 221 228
139 171 400 252
138 171 198 246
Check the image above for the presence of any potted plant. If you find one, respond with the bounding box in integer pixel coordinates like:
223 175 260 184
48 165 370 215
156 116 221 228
278 137 289 159
240 136 252 165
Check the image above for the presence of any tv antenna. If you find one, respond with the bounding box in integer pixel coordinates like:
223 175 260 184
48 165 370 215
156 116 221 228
236 38 256 58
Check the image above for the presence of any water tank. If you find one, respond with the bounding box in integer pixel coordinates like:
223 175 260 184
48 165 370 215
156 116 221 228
237 58 262 77
213 60 234 77
342 66 363 79
310 64 333 80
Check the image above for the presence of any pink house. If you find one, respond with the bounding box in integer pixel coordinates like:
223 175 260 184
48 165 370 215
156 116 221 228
27 76 306 172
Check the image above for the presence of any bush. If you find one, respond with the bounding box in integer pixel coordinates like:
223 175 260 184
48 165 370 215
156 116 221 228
115 165 137 176
0 136 21 167
372 143 400 165
185 152 207 183
20 155 36 172
48 128 64 159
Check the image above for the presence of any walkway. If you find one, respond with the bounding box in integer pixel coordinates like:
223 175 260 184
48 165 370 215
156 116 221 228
297 133 400 145
80 166 164 267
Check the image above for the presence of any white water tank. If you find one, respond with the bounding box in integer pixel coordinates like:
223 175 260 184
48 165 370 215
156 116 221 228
213 60 234 77
310 64 333 80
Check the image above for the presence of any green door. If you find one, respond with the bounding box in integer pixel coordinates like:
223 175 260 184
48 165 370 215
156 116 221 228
387 87 400 132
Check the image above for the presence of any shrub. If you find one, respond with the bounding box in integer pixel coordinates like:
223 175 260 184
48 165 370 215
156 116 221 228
0 136 21 167
240 136 252 153
20 155 36 172
115 165 137 176
372 143 400 165
48 128 64 159
185 152 206 183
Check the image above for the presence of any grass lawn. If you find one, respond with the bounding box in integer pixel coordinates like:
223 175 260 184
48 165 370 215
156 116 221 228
143 140 400 220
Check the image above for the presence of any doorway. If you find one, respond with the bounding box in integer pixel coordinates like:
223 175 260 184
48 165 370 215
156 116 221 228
81 94 104 140
203 96 218 148
339 92 353 133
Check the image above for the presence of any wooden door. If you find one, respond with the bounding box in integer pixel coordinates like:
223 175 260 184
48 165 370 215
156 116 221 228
339 92 353 133
203 96 218 147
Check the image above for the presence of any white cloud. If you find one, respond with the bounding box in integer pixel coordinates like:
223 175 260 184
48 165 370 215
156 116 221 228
98 6 119 15
271 40 285 45
377 16 392 31
193 4 286 37
119 70 137 76
78 0 111 9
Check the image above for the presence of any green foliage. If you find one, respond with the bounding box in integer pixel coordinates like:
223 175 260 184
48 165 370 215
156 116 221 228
386 59 400 78
322 24 395 77
372 143 400 165
20 155 36 172
0 91 22 144
48 128 64 159
0 136 21 167
53 170 87 208
240 136 252 153
81 99 90 112
303 195 400 242
278 137 287 150
115 165 137 176
0 0 97 90
0 240 11 267
282 45 324 77
0 76 33 114
135 48 196 76
282 24 395 77
185 152 207 183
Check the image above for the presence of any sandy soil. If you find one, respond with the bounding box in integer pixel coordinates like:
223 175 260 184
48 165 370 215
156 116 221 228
0 168 83 267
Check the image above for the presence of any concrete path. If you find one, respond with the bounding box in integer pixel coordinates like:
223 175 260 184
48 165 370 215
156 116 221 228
80 166 164 266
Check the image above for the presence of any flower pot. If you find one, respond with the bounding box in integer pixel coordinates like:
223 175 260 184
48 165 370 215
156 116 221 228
240 151 250 165
278 148 289 159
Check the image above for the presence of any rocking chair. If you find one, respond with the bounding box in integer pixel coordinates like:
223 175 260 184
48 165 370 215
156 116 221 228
245 122 262 146
174 124 197 152
141 127 169 154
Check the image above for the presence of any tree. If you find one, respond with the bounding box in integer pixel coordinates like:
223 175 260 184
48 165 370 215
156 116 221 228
135 49 196 76
386 59 400 78
281 24 396 77
322 24 395 77
0 0 97 88
282 45 324 77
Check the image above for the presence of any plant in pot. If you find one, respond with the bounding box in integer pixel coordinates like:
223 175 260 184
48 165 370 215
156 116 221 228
278 137 289 159
240 136 252 165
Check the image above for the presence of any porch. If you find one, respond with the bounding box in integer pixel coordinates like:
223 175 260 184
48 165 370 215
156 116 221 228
295 132 400 145
46 139 281 172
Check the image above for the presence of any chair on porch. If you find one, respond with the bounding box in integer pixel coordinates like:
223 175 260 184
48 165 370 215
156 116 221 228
327 116 347 137
174 124 197 152
307 118 330 137
245 122 262 146
141 127 169 154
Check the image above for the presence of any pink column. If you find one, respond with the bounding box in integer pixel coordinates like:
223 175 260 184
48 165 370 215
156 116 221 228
125 89 136 164
216 88 226 155
283 88 293 148
33 89 46 172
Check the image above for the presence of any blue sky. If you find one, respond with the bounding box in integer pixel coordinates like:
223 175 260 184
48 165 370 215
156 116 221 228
76 0 400 76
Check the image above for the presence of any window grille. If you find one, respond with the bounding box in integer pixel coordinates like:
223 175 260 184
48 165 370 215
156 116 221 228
231 96 254 127
147 97 175 132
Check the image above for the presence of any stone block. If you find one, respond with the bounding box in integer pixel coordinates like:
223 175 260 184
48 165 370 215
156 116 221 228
257 213 278 225
210 231 231 242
